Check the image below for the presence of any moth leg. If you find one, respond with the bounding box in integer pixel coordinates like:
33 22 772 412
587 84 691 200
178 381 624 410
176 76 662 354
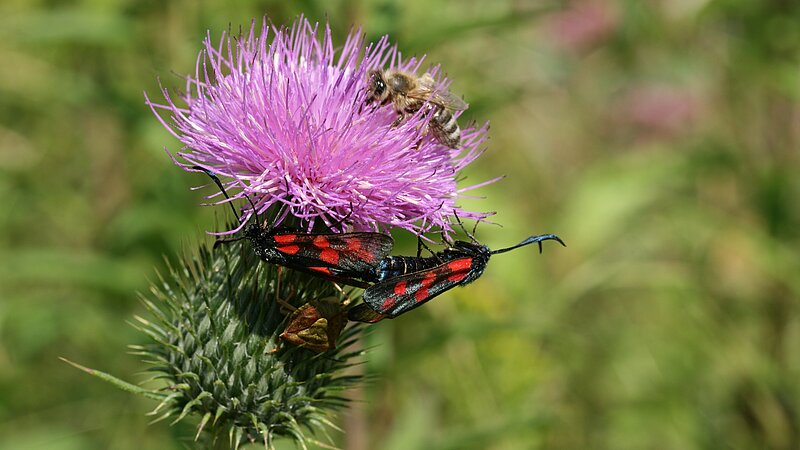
325 202 355 232
453 210 479 244
332 282 357 307
273 267 296 314
439 228 454 247
416 236 440 262
276 298 296 314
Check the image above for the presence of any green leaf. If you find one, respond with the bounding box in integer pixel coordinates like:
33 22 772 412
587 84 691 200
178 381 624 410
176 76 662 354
59 357 164 401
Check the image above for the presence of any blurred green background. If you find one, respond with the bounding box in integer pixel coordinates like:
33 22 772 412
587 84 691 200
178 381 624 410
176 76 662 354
2 0 800 449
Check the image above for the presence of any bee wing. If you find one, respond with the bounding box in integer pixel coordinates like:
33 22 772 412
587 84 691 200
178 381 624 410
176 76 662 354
407 73 469 111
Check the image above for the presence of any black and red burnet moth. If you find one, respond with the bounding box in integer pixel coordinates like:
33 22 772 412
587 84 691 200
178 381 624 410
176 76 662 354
347 234 566 323
194 167 393 288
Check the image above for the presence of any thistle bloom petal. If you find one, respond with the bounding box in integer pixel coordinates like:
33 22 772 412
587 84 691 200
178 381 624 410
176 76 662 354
147 17 492 234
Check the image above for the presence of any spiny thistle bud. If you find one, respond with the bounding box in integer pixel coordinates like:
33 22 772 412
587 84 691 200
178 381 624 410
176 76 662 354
139 239 363 448
69 237 364 449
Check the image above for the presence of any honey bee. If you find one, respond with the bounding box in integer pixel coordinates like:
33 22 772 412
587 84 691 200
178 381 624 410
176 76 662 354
366 69 469 148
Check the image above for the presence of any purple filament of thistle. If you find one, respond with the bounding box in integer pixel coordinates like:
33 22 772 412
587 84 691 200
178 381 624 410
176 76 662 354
147 16 494 235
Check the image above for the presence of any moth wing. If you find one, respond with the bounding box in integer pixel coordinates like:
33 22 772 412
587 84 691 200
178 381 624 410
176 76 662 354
347 303 387 323
362 257 475 318
272 231 394 272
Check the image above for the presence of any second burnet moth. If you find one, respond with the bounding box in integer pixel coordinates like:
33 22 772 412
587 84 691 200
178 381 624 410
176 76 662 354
195 167 392 288
347 234 566 323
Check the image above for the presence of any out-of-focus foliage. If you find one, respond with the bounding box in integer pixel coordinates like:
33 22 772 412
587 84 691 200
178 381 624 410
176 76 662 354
1 0 799 449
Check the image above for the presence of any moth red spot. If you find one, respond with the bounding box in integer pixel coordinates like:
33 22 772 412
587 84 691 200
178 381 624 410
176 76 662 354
274 234 297 244
309 266 332 275
382 297 396 311
421 272 436 288
349 238 373 262
393 281 407 296
448 272 467 283
446 258 471 282
279 245 301 255
319 248 340 265
415 288 430 302
313 235 330 248
447 258 472 272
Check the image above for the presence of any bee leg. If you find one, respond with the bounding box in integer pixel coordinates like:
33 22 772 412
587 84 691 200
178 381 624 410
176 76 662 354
391 115 406 128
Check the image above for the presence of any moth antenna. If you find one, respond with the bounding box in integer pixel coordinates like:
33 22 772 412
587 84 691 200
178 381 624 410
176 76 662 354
490 234 566 255
244 193 261 229
193 166 240 223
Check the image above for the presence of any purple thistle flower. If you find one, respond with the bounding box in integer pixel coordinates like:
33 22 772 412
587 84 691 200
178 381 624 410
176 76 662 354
147 16 495 235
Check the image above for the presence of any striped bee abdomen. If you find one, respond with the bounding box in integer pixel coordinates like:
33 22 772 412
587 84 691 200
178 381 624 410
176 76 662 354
430 108 461 148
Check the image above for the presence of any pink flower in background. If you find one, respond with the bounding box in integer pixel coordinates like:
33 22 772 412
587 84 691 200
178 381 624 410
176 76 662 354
147 17 492 234
618 85 702 139
545 1 618 52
